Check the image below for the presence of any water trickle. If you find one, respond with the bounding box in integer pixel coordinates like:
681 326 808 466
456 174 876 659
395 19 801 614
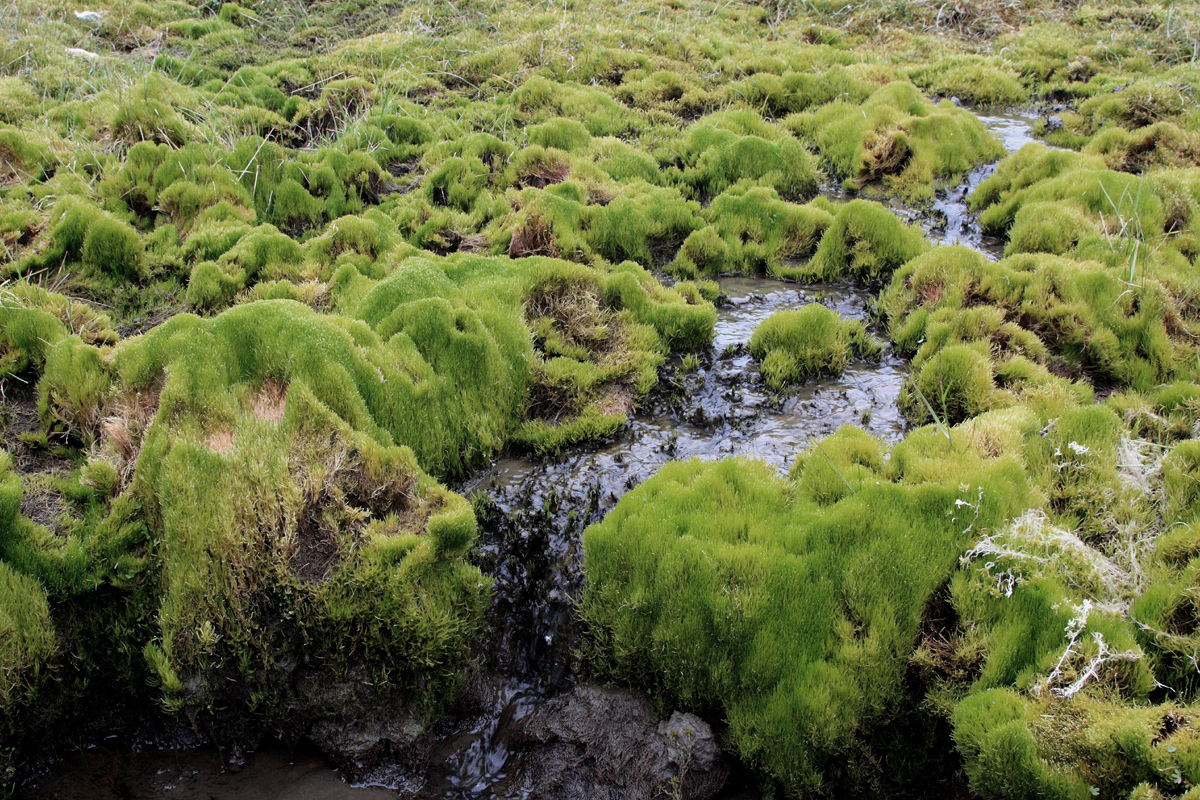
920 111 1047 258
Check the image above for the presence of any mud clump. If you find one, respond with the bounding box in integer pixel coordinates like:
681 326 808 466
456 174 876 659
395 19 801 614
513 685 728 800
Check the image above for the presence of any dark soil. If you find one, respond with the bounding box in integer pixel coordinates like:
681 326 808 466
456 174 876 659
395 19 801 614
290 506 342 584
1 377 71 475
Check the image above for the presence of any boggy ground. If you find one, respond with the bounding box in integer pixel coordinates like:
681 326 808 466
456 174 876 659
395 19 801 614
2 0 1200 797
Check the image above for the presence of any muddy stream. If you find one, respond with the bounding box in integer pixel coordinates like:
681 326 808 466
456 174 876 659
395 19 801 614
19 111 1043 800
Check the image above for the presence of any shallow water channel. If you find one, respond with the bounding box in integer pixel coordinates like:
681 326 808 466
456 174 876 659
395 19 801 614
20 111 1044 800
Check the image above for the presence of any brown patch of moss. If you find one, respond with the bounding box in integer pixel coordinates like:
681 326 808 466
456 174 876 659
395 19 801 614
508 213 559 259
249 378 287 422
206 429 236 452
861 126 911 181
97 386 161 486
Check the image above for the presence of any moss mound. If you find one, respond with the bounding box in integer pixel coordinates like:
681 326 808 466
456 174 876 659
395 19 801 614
799 199 929 283
788 81 1005 202
749 304 882 390
881 245 1199 396
0 459 56 714
901 343 997 425
583 429 1031 797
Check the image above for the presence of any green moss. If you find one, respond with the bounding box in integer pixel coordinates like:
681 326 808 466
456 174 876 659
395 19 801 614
789 81 1004 202
187 260 243 311
5 0 1199 785
1005 201 1097 257
0 79 40 125
954 692 1200 800
583 443 1030 796
528 117 593 152
789 425 884 505
721 65 873 117
970 152 1198 269
1078 80 1192 131
749 304 881 390
38 337 113 441
82 216 146 283
670 186 833 278
675 118 819 201
111 96 189 147
1108 382 1200 443
1084 123 1200 173
801 199 929 283
0 127 54 183
901 343 996 425
0 542 56 713
0 281 117 378
969 145 1104 214
881 246 1197 393
952 689 1089 799
591 138 662 184
906 56 1025 107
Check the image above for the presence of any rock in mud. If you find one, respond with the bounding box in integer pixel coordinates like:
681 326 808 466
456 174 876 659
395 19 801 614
300 675 428 788
513 685 727 800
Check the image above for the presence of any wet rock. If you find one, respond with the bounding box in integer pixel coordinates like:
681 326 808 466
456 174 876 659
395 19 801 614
1045 115 1064 132
300 676 429 787
513 685 727 800
309 711 424 780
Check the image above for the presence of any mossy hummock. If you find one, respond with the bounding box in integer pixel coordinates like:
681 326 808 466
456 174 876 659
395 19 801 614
749 303 882 391
583 427 1032 797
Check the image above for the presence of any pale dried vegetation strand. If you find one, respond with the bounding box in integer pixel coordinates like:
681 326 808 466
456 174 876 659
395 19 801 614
97 386 160 485
963 437 1191 697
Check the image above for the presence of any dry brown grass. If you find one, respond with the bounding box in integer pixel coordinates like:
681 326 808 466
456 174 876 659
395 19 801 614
285 433 420 582
516 159 570 190
97 384 161 484
860 127 911 181
524 275 614 352
918 279 945 308
508 213 559 259
459 234 488 253
596 384 634 417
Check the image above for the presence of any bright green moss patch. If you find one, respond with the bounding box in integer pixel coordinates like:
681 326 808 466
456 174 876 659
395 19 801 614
901 343 997 425
674 117 820 202
332 253 713 455
951 690 1195 800
800 199 929 283
669 187 833 278
1 281 117 379
1084 123 1200 173
881 245 1199 395
968 148 1200 296
788 81 1005 202
906 56 1025 107
5 295 502 724
583 432 1031 796
749 304 881 390
0 456 56 712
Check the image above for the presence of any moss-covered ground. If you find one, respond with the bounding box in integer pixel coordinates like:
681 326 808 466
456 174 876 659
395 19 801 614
2 0 1200 795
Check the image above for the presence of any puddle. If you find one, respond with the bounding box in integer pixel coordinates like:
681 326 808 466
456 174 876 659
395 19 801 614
467 280 907 499
18 739 392 800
